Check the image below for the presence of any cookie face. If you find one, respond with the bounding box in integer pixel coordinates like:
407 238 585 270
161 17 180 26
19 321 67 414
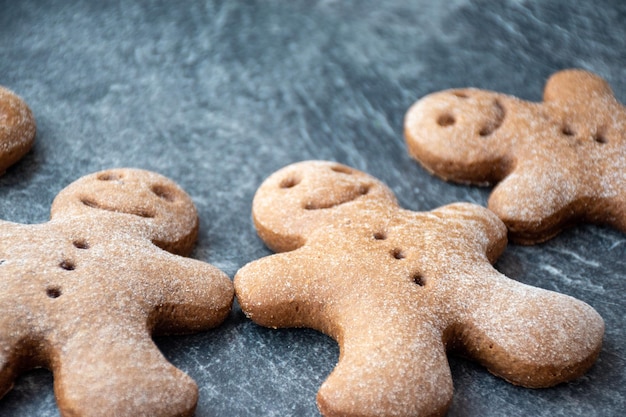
404 69 626 244
0 86 36 174
235 161 604 417
0 168 234 417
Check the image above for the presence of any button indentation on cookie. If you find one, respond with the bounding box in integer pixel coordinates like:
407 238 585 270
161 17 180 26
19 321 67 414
561 124 576 137
59 260 75 271
412 272 425 286
373 231 387 240
73 240 89 249
46 286 62 298
593 129 608 144
391 248 405 260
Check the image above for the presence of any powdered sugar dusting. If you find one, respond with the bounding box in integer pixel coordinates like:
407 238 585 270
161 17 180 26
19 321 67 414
235 161 605 417
404 69 626 243
0 86 36 173
0 168 234 416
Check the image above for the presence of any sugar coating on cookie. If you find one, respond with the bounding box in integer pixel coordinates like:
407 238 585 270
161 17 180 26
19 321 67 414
235 161 604 417
404 69 626 244
0 168 234 417
0 86 35 174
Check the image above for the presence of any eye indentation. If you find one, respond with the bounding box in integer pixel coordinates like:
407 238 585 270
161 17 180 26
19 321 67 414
452 91 469 99
437 113 455 127
46 286 62 298
280 176 301 189
330 165 352 175
151 184 176 202
97 172 121 181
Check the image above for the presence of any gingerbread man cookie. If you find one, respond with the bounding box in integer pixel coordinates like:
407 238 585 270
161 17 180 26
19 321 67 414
404 69 626 244
0 86 35 174
235 161 604 417
0 168 234 417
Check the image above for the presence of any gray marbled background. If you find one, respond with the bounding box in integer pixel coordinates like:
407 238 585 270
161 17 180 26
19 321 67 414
0 0 624 416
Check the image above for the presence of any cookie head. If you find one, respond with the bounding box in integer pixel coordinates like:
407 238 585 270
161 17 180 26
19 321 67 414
0 86 36 174
252 160 396 252
404 88 514 184
50 168 199 255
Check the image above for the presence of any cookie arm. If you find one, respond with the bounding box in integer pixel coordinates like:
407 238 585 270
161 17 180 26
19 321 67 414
234 250 328 330
488 160 582 244
53 324 198 417
457 266 604 388
146 253 234 335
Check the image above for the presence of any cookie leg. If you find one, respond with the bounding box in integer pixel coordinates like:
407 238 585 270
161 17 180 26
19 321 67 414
317 316 452 417
458 268 604 388
53 326 198 417
0 350 15 398
0 313 39 399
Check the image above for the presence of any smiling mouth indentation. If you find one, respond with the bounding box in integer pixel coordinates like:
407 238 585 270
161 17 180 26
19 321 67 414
80 197 156 218
303 185 370 210
478 99 505 137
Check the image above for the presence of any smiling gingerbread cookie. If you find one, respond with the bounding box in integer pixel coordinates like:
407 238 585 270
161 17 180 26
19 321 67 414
235 161 604 417
404 69 626 244
0 86 35 174
0 168 234 417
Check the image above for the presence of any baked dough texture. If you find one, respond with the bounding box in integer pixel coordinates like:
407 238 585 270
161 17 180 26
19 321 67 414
0 86 35 174
404 69 626 244
0 168 234 417
235 160 604 417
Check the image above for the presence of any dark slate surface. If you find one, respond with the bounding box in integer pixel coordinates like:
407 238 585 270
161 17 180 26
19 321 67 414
0 1 624 416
